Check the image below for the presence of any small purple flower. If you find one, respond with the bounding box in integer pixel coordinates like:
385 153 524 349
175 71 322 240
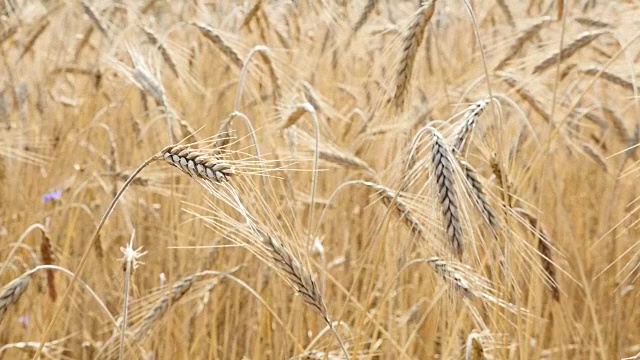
42 189 62 204
18 315 29 327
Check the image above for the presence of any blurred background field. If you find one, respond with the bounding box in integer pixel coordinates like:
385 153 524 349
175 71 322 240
1 1 640 359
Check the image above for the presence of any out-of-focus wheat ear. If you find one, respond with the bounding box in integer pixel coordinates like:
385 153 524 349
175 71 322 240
356 181 429 242
393 0 436 109
0 269 36 322
318 148 376 175
143 27 179 78
0 25 18 46
18 19 50 60
452 98 490 154
39 226 57 302
124 49 178 143
496 0 515 27
495 17 551 70
581 142 608 171
133 273 198 341
532 30 606 74
425 257 475 299
242 0 263 28
500 72 551 123
430 127 464 258
353 0 379 33
513 208 560 301
580 67 638 92
281 104 312 130
195 23 244 69
459 160 500 230
80 1 109 38
600 107 631 145
575 17 611 28
159 144 235 184
489 152 514 207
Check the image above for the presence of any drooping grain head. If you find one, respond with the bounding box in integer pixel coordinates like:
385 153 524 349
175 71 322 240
159 145 235 183
0 270 34 322
431 128 464 258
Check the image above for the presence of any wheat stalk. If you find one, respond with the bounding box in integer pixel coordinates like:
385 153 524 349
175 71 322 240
393 1 436 108
235 46 280 110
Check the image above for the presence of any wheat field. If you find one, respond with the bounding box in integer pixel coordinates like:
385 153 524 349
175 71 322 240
1 0 639 359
